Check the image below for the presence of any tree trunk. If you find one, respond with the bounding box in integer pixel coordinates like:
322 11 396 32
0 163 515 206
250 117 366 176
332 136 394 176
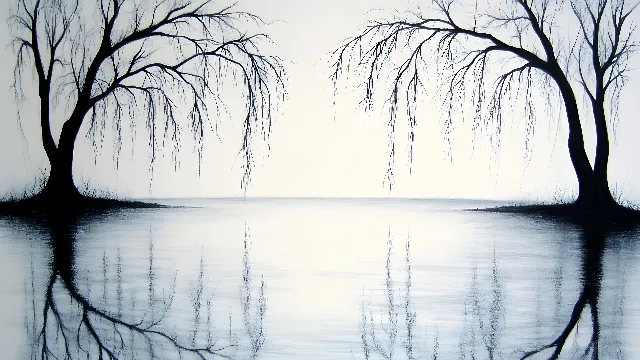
42 146 80 202
592 97 615 210
35 88 77 209
555 78 595 211
41 118 82 205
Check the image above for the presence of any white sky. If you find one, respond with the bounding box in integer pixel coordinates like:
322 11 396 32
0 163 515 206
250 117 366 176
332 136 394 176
1 0 640 202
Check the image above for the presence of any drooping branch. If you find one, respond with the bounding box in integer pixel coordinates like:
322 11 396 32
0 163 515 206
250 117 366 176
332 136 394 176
331 0 570 186
10 0 79 161
11 0 286 190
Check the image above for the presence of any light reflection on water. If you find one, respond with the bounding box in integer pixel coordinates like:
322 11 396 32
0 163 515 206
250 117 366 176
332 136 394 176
0 198 639 359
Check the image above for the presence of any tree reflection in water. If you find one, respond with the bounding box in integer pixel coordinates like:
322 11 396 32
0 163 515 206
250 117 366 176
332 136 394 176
521 229 605 359
359 229 505 360
23 215 267 360
359 229 442 360
360 229 397 360
357 225 630 359
458 247 505 360
240 224 267 360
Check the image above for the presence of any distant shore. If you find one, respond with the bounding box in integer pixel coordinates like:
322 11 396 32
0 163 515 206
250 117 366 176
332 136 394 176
2 195 640 229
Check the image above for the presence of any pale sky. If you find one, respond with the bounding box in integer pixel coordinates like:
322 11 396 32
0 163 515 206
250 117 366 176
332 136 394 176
1 0 639 202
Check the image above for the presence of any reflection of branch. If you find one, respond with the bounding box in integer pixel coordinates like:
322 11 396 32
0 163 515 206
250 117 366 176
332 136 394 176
190 248 214 347
459 248 504 360
27 220 237 360
402 234 416 360
360 229 397 359
359 295 372 360
360 230 440 359
72 289 232 359
365 229 398 360
240 224 267 359
521 231 603 360
485 249 504 359
520 291 589 359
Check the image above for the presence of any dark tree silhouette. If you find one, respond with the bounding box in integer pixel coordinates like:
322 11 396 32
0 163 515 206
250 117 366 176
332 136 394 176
331 0 637 215
9 0 285 207
571 0 637 212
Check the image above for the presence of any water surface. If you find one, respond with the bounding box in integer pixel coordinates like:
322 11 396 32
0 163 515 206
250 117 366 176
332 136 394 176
1 198 639 359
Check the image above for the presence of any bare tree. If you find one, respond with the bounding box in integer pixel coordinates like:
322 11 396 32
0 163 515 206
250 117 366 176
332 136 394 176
572 0 638 210
331 0 637 214
10 0 285 206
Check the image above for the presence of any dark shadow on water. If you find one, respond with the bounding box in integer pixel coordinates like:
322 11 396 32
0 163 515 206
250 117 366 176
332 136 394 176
475 202 640 231
18 213 267 360
0 195 168 219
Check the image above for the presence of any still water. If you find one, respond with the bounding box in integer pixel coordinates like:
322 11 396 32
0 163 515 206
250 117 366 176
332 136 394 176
1 198 639 359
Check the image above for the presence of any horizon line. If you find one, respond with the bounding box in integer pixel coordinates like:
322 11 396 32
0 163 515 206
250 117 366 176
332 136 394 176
130 195 538 202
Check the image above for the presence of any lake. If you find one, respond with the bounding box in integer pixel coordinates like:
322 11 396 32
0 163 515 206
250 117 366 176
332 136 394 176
1 198 639 359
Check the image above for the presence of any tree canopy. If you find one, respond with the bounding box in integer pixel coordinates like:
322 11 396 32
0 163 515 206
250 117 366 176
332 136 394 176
9 0 285 204
331 0 637 214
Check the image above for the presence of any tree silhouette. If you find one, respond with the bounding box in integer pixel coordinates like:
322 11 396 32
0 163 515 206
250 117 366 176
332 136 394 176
571 0 637 213
9 0 285 207
331 0 637 215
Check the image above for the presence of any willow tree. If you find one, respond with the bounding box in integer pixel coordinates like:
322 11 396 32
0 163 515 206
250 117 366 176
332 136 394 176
10 0 285 204
331 0 636 214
